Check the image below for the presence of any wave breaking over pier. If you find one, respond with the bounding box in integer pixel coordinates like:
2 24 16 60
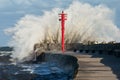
5 1 120 61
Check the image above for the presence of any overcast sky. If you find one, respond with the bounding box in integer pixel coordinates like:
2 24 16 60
0 0 120 46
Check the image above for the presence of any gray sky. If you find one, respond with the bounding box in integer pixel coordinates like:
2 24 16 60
0 0 120 46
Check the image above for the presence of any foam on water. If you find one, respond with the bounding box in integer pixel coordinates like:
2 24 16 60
0 51 12 54
19 62 63 75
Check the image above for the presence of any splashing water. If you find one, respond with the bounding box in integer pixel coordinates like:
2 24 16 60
5 1 120 61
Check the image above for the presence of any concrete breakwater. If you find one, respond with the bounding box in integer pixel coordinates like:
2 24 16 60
33 43 120 57
69 43 120 57
32 52 79 79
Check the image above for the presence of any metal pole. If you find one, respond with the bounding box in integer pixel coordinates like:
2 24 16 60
59 11 67 53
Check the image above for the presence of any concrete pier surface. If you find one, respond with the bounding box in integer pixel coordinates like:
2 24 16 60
60 51 120 80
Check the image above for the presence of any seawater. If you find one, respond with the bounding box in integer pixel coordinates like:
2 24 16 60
0 51 72 80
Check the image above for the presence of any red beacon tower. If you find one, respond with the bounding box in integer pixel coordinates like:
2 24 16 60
59 11 67 53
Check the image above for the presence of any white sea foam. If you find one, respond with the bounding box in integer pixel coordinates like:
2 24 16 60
0 51 12 56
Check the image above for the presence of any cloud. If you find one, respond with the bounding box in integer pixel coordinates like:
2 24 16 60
11 0 32 5
0 0 119 15
0 0 120 29
0 0 12 8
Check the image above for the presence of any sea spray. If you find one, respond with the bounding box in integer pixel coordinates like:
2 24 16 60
5 1 120 61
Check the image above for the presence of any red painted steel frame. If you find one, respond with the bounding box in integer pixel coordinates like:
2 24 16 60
59 11 67 53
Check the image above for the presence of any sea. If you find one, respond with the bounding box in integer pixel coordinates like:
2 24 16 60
0 47 72 80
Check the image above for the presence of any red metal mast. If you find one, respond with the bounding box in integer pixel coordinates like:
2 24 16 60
59 11 67 53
